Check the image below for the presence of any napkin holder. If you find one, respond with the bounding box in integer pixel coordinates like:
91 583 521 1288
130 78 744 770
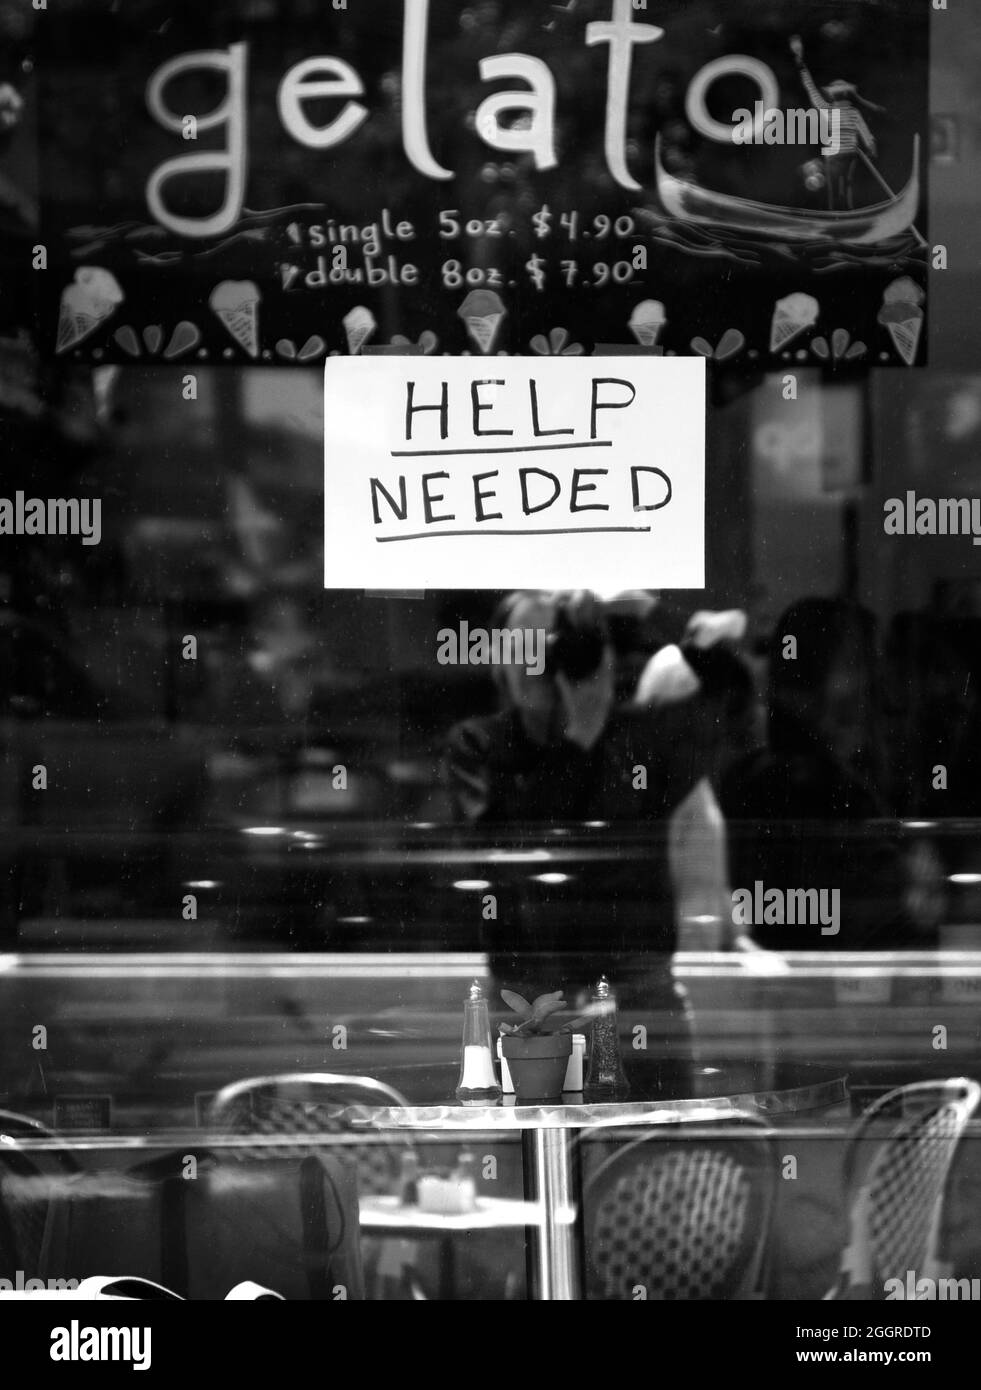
416 1174 477 1215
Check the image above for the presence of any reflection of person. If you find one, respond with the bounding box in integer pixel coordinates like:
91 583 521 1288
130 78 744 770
444 591 754 1027
446 591 712 823
719 598 912 948
722 599 883 816
885 614 980 817
0 78 35 232
790 35 882 210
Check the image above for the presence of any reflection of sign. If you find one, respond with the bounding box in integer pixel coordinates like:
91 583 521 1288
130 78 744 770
929 114 960 165
752 371 825 499
323 356 704 590
752 370 864 497
53 1095 113 1131
833 975 892 1005
39 0 928 364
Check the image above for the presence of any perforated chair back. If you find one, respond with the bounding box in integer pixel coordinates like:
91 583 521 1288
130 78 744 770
583 1114 777 1301
208 1073 413 1197
829 1077 980 1297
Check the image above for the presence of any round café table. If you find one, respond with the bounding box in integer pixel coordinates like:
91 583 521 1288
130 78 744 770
352 1058 849 1300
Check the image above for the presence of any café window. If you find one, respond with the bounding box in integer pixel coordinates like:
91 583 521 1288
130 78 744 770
0 0 980 1315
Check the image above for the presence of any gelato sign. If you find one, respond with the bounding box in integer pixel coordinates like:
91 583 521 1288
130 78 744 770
144 0 662 235
322 355 705 590
39 0 928 364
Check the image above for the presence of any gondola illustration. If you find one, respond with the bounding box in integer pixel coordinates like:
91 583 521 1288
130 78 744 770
642 133 921 247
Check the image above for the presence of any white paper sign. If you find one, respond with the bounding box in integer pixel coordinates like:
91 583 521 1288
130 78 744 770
323 356 705 590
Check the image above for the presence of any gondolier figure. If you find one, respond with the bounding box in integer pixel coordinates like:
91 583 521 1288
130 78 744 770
790 35 882 210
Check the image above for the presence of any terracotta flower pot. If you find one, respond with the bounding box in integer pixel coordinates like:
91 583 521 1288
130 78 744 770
501 1032 573 1101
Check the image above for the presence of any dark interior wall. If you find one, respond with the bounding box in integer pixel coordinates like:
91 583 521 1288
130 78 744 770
840 5 981 625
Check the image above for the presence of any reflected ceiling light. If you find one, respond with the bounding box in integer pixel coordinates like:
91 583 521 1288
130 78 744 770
904 820 936 829
584 821 608 829
185 880 219 890
487 849 551 863
338 915 372 925
949 873 981 884
533 872 572 885
453 879 492 891
412 822 436 830
242 826 286 836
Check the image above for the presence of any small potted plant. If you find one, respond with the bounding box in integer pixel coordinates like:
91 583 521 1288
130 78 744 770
498 990 593 1101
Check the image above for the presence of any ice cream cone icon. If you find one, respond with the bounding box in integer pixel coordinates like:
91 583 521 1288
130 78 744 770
209 280 261 358
55 267 124 354
56 287 101 354
878 277 925 367
458 289 506 354
629 299 666 348
883 313 922 366
343 305 377 355
769 292 819 353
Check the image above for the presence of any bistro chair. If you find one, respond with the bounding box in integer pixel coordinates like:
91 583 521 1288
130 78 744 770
0 1110 81 1281
582 1113 778 1300
825 1077 980 1299
209 1072 425 1298
208 1072 414 1194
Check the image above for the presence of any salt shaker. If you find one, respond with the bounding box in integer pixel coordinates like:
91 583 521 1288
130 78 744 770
455 980 502 1102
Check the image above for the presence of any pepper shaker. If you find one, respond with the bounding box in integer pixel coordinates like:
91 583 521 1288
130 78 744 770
585 975 629 1097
